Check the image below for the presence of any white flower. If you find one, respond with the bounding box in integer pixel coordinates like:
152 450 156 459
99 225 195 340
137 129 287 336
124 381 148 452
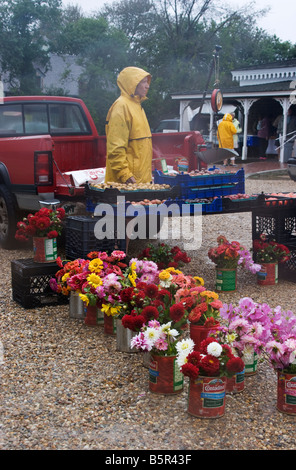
160 322 172 332
207 341 222 357
176 338 195 355
167 328 179 339
144 327 162 345
176 350 189 368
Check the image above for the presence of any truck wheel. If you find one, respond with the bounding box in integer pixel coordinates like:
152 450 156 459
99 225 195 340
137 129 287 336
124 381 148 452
0 185 18 249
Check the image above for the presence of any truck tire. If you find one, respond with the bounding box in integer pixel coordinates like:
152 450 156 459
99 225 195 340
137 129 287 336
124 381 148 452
0 185 18 249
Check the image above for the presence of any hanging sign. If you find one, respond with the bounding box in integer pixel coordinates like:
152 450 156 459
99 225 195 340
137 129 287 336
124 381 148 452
211 89 223 113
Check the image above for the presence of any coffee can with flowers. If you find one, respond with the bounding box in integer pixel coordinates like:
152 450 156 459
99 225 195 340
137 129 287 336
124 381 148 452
176 337 245 418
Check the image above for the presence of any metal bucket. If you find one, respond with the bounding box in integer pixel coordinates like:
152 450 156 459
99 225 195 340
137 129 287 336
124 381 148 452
116 319 137 353
69 292 85 319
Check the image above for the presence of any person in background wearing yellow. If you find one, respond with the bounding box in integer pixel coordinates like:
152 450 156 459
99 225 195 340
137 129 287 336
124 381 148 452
105 66 152 184
217 113 237 167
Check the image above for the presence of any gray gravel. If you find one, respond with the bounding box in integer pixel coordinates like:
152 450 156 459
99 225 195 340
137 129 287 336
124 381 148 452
1 173 296 451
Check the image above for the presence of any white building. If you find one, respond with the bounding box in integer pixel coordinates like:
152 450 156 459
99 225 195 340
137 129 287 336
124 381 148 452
172 59 296 162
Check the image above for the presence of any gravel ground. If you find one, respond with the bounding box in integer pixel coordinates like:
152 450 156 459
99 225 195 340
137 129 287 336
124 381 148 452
1 174 296 452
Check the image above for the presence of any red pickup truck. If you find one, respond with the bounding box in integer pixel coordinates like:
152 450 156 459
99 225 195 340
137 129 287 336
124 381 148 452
0 95 205 248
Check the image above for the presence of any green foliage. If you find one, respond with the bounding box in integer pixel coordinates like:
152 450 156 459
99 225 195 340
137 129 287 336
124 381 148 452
0 0 63 94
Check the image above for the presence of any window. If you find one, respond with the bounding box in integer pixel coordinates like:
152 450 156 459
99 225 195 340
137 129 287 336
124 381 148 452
0 101 91 137
49 104 90 134
0 105 24 135
24 104 49 134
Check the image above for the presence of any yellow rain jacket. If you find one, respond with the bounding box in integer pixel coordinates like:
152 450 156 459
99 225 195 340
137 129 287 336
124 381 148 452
105 67 152 184
217 113 237 149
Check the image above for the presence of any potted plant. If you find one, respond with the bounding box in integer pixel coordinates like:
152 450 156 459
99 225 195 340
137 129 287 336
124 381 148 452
137 242 191 270
15 207 65 262
264 307 296 414
175 284 222 350
219 296 272 375
253 234 290 285
129 267 204 394
208 235 261 291
176 336 245 418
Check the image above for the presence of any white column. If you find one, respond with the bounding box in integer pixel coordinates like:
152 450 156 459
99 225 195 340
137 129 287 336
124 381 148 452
237 98 258 160
275 98 290 162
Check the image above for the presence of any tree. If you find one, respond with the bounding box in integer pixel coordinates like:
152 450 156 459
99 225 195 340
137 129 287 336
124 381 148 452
0 0 63 94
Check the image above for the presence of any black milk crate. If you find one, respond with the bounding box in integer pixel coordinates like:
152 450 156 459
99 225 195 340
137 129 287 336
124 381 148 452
279 241 296 282
65 215 126 260
11 258 68 309
252 204 296 244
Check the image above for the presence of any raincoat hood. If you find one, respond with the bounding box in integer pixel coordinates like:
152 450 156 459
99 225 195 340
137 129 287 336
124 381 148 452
222 113 233 122
117 67 151 99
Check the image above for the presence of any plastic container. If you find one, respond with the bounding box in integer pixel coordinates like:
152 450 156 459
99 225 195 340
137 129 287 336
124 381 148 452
65 215 126 260
11 258 68 309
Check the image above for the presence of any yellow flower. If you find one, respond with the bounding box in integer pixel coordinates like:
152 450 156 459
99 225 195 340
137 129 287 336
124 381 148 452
200 290 219 300
128 274 136 287
194 276 204 286
87 273 102 287
62 272 70 283
101 303 121 316
166 267 182 274
88 258 103 273
226 332 237 344
79 293 89 305
130 261 137 279
159 270 172 280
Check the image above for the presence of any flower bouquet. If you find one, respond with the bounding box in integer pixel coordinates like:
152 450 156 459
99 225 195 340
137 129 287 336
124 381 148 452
208 235 261 292
219 296 272 375
264 306 296 373
253 234 290 264
176 336 245 417
176 336 245 379
263 306 296 414
15 207 65 241
138 242 191 270
129 268 203 353
208 235 261 272
174 282 222 349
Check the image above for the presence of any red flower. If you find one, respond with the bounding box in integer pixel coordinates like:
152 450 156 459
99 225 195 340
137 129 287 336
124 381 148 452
226 357 245 373
222 344 234 358
169 303 185 322
144 284 159 299
181 362 199 380
187 351 201 367
35 216 51 231
134 291 146 307
47 230 58 239
199 355 220 376
56 207 66 219
142 306 159 322
188 308 202 324
121 314 145 332
157 289 171 300
120 287 134 303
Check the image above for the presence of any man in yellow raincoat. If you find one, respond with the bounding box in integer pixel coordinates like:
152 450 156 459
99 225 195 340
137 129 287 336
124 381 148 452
217 113 237 166
105 66 152 184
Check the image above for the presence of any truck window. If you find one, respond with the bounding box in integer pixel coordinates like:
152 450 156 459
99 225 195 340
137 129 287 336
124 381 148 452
0 105 24 135
49 104 90 134
24 104 49 134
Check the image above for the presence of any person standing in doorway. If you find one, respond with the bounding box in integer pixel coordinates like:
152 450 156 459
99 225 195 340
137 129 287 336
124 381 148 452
217 113 237 166
256 115 271 159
